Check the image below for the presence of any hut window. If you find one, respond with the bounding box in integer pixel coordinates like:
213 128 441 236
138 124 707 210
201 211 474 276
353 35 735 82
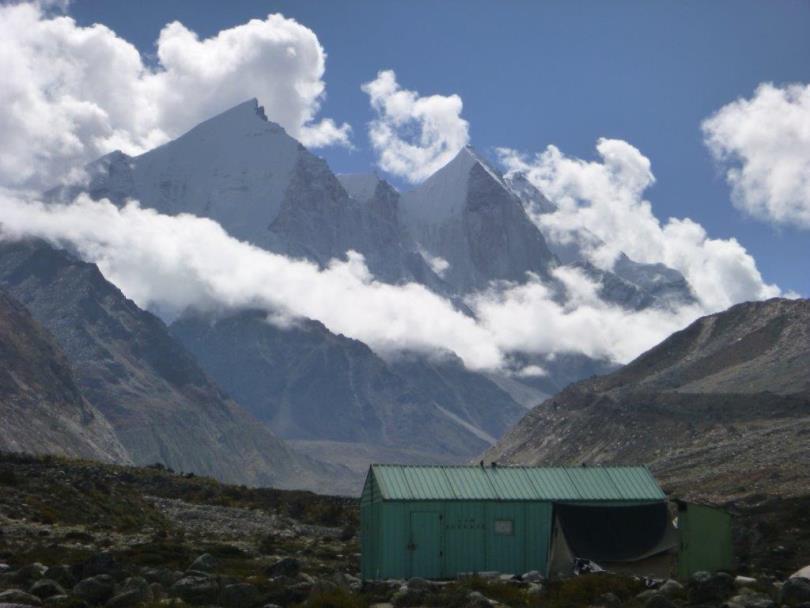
494 519 514 535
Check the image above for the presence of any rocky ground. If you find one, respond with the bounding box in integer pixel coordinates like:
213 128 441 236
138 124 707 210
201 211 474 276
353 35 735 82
1 452 810 608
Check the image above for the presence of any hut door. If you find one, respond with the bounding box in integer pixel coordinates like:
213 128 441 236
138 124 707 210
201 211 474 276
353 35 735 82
409 511 441 578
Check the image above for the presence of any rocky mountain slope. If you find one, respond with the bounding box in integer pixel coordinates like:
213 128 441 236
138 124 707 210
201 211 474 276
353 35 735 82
0 240 351 494
0 289 128 463
170 310 526 473
485 298 810 500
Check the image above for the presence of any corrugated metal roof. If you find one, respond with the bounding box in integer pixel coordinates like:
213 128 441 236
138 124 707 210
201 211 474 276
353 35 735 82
369 464 665 502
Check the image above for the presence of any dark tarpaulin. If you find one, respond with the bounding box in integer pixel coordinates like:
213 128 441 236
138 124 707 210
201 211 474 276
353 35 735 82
555 502 669 562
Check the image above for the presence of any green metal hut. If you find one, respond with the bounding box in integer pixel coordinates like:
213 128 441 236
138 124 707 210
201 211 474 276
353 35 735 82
360 464 674 580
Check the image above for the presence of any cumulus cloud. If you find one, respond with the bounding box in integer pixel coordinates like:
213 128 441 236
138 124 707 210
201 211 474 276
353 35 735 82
362 70 469 183
703 82 810 229
498 139 781 311
0 193 710 372
0 3 350 189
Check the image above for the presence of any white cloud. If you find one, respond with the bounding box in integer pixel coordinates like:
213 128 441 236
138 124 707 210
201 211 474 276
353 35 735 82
471 267 704 365
0 193 716 372
0 3 350 190
0 193 502 370
362 70 469 183
497 139 781 311
703 82 810 229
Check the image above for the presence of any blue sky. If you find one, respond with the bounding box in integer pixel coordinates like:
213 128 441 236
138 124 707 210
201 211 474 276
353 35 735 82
70 0 810 296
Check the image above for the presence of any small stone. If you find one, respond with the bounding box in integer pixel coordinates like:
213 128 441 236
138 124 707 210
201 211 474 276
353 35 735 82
736 576 758 587
28 581 66 600
0 590 43 607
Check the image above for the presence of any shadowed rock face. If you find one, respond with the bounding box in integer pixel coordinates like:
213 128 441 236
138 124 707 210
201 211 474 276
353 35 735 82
0 287 128 462
170 310 527 468
485 298 810 501
0 240 352 494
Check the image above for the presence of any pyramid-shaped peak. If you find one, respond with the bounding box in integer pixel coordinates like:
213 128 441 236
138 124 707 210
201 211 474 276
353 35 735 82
157 98 292 152
400 145 508 224
430 145 503 186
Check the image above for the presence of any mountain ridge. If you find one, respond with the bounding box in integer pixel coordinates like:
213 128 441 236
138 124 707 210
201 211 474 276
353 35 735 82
485 297 810 500
0 239 353 493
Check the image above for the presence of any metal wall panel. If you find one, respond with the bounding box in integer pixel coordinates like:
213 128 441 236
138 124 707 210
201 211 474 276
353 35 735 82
444 502 486 575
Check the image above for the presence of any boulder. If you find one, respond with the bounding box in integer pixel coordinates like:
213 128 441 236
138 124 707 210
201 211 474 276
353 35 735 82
220 583 260 608
391 587 425 607
465 591 492 608
0 591 43 607
658 579 684 597
72 575 115 605
187 554 217 574
10 566 47 586
791 565 810 580
44 594 89 608
405 578 432 592
148 583 165 602
105 578 152 608
139 568 177 587
264 558 300 578
644 593 676 608
688 571 734 604
725 591 775 608
42 569 75 590
598 591 622 608
522 570 544 583
781 576 810 606
71 555 118 581
105 588 151 608
332 572 361 591
28 581 66 600
170 574 220 605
